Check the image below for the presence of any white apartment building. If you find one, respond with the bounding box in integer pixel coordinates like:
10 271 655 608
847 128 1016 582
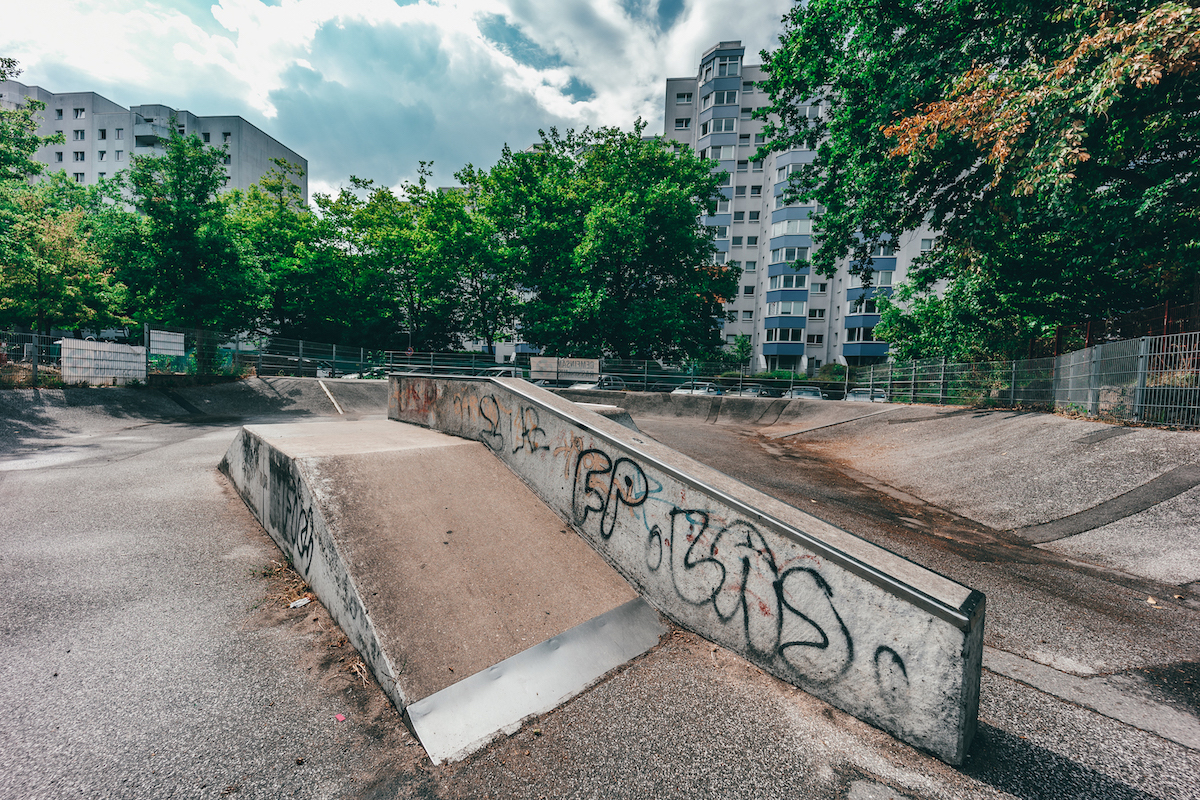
665 41 932 372
0 80 308 203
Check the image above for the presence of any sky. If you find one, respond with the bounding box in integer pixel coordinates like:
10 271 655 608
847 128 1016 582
4 0 792 199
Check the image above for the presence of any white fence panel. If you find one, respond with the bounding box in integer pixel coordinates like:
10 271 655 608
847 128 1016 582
59 339 147 385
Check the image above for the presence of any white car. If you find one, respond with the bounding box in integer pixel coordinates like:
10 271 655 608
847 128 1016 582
671 381 725 396
844 388 889 402
568 375 627 391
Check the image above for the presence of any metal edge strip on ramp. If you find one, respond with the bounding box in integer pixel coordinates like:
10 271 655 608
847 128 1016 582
404 598 667 764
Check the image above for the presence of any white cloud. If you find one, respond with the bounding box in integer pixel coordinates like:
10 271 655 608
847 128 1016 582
3 0 792 187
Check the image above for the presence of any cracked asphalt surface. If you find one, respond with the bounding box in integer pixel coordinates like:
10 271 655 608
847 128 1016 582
1 382 1197 799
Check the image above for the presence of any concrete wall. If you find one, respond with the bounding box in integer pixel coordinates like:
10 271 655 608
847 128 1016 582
219 428 403 710
389 375 985 764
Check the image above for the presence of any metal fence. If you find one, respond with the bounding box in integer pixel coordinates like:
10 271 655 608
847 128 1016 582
4 326 1197 429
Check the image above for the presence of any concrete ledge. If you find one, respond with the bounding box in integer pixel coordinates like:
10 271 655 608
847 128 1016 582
390 376 986 764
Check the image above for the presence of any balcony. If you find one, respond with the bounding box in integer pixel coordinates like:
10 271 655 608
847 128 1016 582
134 122 172 147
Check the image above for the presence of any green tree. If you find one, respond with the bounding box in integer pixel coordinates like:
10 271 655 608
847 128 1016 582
0 180 127 333
0 58 62 183
758 0 1200 359
119 126 265 331
228 159 324 339
476 123 735 359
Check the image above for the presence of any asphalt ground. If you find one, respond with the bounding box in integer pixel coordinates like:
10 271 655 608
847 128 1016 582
1 381 1197 799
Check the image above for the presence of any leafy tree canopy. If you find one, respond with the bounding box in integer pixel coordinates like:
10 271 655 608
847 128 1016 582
119 127 266 331
471 122 736 359
758 0 1200 359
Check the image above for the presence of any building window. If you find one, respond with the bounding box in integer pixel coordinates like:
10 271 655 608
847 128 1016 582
808 308 825 320
737 160 748 172
811 281 828 294
750 185 762 196
97 129 106 140
115 128 123 140
921 238 934 251
716 198 730 213
177 125 185 135
711 90 737 105
73 130 85 141
744 260 756 272
73 151 85 162
740 107 752 120
871 243 896 257
742 81 755 93
743 285 755 296
223 154 231 165
849 299 880 314
717 55 740 77
742 310 754 321
55 109 63 120
97 172 105 179
727 334 737 343
748 211 760 222
771 219 814 236
676 92 693 104
675 118 691 130
846 327 877 342
717 173 730 186
739 134 750 147
806 334 824 345
732 236 743 247
703 118 735 135
222 132 231 143
733 211 745 222
770 328 803 342
713 252 726 264
754 133 766 144
766 301 804 316
203 132 211 143
54 152 63 162
115 150 123 161
769 274 806 289
97 151 105 161
73 108 85 119
746 236 758 247
702 93 713 109
73 173 84 182
727 260 741 272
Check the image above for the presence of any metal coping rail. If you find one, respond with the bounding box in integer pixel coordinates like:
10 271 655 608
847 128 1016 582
395 373 982 632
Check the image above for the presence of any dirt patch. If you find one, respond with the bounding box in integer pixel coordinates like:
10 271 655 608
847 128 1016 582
246 547 438 799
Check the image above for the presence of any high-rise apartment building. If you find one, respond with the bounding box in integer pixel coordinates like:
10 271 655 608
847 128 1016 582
665 41 932 372
0 80 308 203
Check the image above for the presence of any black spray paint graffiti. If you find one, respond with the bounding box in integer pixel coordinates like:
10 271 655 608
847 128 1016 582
479 394 550 455
573 448 876 688
268 450 315 572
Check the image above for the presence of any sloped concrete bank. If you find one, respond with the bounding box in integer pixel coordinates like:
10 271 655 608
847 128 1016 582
219 419 665 764
391 376 986 765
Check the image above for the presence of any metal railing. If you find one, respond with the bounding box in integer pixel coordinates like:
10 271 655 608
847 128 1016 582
4 327 1197 429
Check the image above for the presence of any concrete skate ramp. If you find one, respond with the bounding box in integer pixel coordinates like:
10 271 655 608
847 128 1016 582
220 420 666 763
391 376 985 765
558 388 900 431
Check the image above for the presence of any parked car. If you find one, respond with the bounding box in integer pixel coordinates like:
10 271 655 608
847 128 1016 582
844 388 889 402
786 386 828 400
671 381 725 396
477 365 524 379
568 375 627 391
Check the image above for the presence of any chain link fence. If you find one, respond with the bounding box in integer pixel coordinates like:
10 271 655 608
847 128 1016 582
3 326 1197 428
